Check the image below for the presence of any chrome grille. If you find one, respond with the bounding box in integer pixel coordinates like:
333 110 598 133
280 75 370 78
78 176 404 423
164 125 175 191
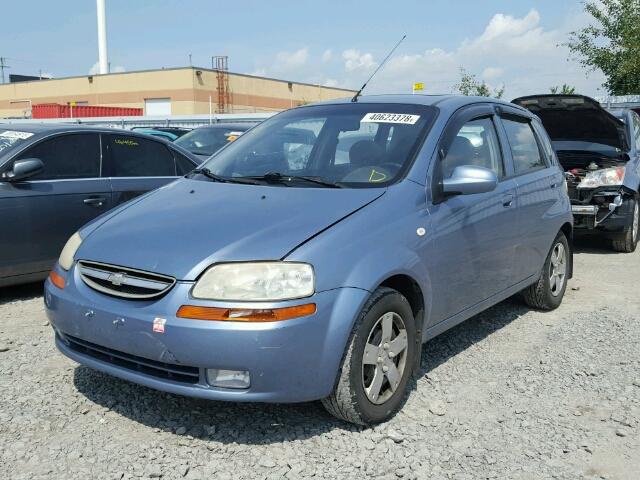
78 261 175 299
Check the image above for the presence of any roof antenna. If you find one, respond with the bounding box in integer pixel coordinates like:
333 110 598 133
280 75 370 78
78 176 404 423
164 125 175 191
351 34 406 102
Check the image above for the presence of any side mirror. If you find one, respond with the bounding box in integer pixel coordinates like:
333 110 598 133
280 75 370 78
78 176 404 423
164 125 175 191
2 158 44 182
442 165 498 196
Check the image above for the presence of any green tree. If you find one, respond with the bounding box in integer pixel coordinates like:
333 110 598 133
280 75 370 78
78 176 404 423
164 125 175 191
550 84 577 94
568 0 640 95
455 68 505 99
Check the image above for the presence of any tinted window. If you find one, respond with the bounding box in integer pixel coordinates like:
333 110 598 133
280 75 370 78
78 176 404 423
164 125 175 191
442 117 505 178
109 135 175 177
532 120 555 165
16 133 101 180
174 151 196 175
502 118 545 174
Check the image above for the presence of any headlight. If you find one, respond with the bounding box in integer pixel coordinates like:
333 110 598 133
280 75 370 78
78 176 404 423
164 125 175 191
58 232 83 271
192 262 315 301
578 167 625 189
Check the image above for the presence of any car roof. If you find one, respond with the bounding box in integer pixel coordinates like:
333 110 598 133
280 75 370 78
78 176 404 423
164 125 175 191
305 94 526 114
0 122 200 164
0 123 157 136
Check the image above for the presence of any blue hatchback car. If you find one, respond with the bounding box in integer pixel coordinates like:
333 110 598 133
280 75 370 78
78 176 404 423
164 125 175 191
45 95 573 425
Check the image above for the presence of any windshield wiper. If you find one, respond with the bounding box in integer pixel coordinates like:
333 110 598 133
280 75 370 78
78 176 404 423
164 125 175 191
189 168 260 185
240 172 344 188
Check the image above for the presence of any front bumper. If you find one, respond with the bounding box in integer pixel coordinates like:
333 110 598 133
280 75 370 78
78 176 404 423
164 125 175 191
45 265 368 403
570 190 632 233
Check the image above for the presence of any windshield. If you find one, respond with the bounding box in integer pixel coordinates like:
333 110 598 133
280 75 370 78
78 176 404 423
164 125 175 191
175 126 247 156
0 129 35 157
200 103 436 188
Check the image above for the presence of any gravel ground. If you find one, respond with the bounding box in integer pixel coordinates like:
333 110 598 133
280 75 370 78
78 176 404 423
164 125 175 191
1 237 639 480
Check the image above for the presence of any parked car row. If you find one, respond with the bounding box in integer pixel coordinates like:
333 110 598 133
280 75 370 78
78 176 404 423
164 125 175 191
2 92 637 426
0 125 199 287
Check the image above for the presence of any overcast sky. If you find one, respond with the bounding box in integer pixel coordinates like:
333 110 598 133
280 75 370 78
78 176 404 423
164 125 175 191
2 0 607 99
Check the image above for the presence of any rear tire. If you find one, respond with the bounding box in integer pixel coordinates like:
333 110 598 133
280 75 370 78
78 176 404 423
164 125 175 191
611 197 639 253
322 287 417 426
522 232 569 311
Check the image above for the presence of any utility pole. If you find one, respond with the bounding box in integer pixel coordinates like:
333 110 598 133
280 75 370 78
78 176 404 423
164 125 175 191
0 57 10 84
96 0 109 74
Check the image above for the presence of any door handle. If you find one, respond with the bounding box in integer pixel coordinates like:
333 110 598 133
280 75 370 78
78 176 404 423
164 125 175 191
83 196 107 207
502 194 514 207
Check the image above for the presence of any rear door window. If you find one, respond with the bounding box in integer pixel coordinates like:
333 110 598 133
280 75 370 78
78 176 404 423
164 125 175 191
108 135 176 177
16 133 101 180
532 120 555 165
501 117 545 174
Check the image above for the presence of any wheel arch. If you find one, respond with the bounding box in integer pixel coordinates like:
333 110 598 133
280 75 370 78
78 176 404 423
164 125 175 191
376 273 426 374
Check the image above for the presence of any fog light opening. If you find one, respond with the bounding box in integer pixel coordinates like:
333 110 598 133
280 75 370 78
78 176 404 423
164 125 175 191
206 369 250 389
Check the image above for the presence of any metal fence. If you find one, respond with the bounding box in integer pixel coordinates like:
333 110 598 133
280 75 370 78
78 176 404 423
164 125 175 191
0 113 275 130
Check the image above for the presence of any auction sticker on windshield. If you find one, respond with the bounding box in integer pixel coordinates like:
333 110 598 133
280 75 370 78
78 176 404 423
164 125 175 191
0 130 34 140
361 113 420 125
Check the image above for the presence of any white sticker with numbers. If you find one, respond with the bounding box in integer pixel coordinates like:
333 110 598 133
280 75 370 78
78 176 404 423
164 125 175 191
0 130 34 140
361 113 420 125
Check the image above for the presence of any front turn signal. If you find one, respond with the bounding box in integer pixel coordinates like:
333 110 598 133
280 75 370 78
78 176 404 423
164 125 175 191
176 303 316 322
49 271 66 290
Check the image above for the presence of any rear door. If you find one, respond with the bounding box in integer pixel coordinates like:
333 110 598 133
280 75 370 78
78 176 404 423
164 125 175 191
0 132 111 280
496 108 563 282
104 133 181 205
426 105 520 323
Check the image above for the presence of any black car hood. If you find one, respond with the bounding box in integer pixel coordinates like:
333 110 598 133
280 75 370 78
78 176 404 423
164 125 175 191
512 95 628 151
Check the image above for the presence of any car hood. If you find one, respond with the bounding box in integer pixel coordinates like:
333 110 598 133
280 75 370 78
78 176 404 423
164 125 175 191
77 178 385 281
512 95 628 151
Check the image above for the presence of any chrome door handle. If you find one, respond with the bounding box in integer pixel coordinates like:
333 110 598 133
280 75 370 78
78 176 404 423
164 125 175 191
502 194 514 207
83 196 107 207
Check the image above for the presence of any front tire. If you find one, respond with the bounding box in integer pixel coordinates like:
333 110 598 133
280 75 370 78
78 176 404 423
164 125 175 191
322 287 417 426
611 197 639 253
522 232 570 311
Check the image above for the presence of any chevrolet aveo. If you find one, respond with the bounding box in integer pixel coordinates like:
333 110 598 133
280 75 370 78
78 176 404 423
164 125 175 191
45 95 573 425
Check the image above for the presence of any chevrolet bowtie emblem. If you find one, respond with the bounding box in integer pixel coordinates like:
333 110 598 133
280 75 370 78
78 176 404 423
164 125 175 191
107 272 127 286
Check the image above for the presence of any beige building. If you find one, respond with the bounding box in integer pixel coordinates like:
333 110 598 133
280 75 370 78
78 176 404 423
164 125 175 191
0 67 355 118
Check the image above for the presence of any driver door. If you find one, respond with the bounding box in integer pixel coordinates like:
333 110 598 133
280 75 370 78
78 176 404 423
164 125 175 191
424 105 520 324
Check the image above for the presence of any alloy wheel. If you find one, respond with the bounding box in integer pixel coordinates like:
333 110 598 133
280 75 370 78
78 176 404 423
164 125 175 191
361 312 408 405
549 242 567 297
